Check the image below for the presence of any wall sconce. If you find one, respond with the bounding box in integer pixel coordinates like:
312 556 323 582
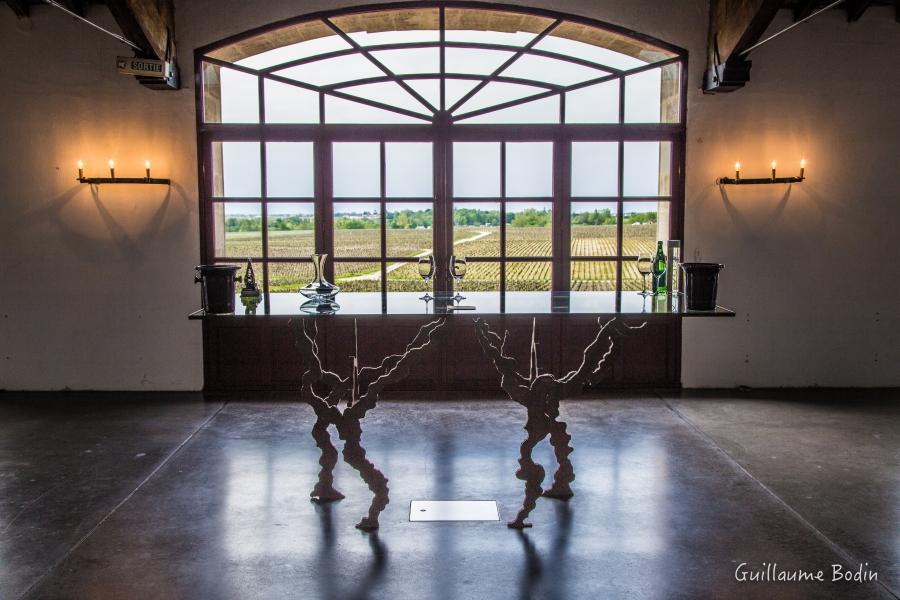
717 160 806 185
77 159 170 185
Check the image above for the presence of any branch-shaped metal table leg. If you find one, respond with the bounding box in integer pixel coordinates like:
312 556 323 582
475 317 645 528
310 417 345 503
509 422 548 529
340 421 389 532
294 317 445 531
543 418 574 500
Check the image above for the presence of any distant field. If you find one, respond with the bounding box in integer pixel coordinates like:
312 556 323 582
223 224 659 292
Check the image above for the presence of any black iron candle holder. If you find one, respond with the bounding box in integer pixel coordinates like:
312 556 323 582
717 175 804 185
78 177 170 185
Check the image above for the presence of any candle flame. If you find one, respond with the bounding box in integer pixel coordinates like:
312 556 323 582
734 161 741 171
771 160 777 169
77 160 84 169
145 160 151 169
800 159 806 168
108 159 115 169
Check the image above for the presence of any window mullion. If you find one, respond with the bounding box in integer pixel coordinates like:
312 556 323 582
380 141 387 293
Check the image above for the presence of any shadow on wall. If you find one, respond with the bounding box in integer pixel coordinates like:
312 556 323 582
718 184 792 239
12 181 193 268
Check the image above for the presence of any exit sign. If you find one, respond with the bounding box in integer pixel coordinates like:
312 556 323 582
116 56 170 78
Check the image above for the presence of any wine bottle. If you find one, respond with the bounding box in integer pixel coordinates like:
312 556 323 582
653 241 667 295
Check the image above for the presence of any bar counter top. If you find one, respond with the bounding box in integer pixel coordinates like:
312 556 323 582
189 291 735 319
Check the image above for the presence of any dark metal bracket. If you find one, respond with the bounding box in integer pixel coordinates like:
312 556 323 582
716 176 804 185
78 177 171 185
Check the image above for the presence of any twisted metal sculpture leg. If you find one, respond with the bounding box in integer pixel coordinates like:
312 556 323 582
508 423 547 529
542 418 575 500
309 417 345 503
340 421 390 532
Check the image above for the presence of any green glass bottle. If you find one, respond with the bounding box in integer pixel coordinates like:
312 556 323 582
652 241 667 295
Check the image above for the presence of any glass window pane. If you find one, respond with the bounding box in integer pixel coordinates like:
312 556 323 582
506 202 552 257
625 69 659 123
571 261 617 291
386 203 433 258
370 48 440 75
342 82 432 115
204 66 258 124
625 64 681 124
571 142 617 197
334 202 381 258
622 201 669 291
571 202 618 257
505 142 553 198
622 201 669 257
565 79 619 124
335 262 381 292
453 143 500 197
266 142 314 197
333 143 380 198
264 80 319 123
506 262 551 291
213 202 262 258
624 141 671 197
446 48 515 75
274 54 384 87
456 96 559 124
268 261 315 293
405 79 441 109
325 95 427 124
388 262 430 293
536 34 645 71
386 143 433 198
212 142 261 197
445 79 481 108
267 203 315 258
502 54 609 87
456 82 546 114
456 262 500 292
453 203 500 257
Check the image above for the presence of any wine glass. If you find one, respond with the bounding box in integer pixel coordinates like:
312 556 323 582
637 253 653 297
450 255 468 301
417 255 435 301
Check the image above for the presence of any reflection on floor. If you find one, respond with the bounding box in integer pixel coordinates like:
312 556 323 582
0 390 897 599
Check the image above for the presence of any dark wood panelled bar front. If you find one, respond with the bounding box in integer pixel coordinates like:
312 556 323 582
190 291 733 392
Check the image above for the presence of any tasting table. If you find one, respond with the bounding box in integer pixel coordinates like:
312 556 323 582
190 291 733 529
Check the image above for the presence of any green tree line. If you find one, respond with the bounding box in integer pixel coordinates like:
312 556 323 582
225 208 655 232
571 209 657 226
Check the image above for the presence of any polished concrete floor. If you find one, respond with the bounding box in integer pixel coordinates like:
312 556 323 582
0 390 897 599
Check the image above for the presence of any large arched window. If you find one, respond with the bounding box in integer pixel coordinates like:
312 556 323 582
196 3 686 295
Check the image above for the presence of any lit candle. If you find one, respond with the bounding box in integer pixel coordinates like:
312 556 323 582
800 159 806 179
145 160 151 179
77 160 84 180
109 159 116 179
734 161 741 180
771 160 777 180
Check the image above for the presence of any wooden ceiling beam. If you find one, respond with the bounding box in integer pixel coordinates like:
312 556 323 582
58 0 87 17
792 0 818 21
704 0 783 92
6 0 30 19
103 0 179 89
846 0 875 20
104 0 173 60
